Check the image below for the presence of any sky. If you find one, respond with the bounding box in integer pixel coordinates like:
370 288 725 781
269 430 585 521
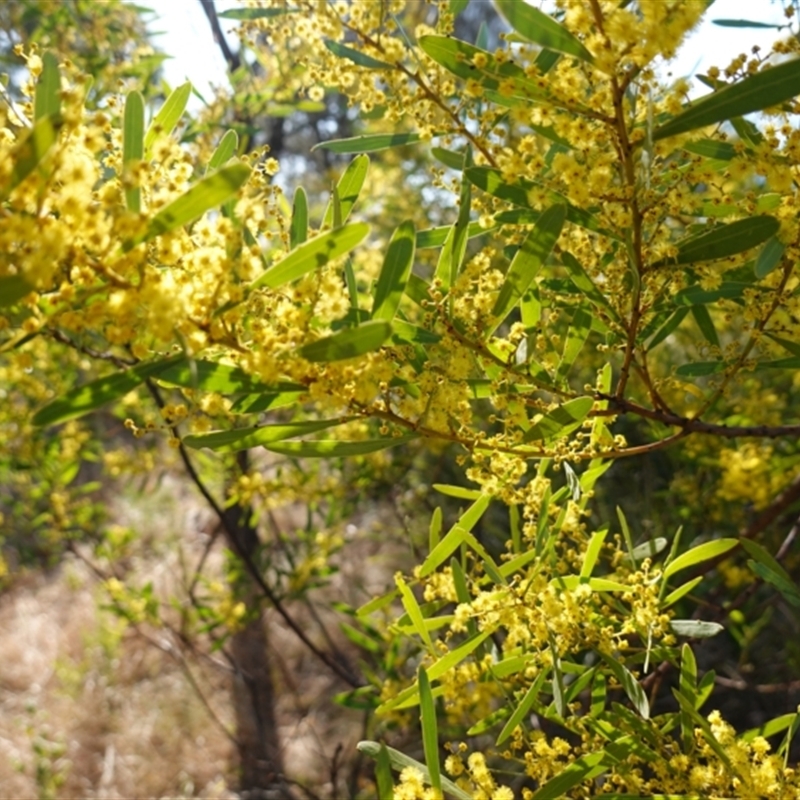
144 0 792 105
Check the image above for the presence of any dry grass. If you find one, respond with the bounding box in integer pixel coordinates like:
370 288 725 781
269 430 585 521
0 471 413 799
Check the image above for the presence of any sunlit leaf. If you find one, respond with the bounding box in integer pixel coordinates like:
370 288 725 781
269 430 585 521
34 51 60 122
356 742 472 800
494 0 594 63
129 163 250 248
0 276 35 308
144 81 191 157
601 655 649 719
32 355 184 427
663 538 738 579
654 58 800 141
580 529 608 578
1 115 63 202
207 129 238 172
290 186 308 248
416 220 489 248
531 750 608 799
323 154 369 228
253 223 370 290
675 361 726 377
299 320 392 362
372 221 416 321
123 91 144 212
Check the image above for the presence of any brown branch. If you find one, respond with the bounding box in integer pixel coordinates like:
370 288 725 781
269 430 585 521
597 393 800 440
198 0 241 73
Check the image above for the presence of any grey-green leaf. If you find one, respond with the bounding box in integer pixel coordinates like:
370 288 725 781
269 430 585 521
653 58 800 141
312 133 426 154
299 320 392 362
523 396 594 443
253 223 369 290
324 38 392 69
754 235 785 278
372 221 416 321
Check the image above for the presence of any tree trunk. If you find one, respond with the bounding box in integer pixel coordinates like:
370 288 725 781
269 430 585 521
225 453 293 800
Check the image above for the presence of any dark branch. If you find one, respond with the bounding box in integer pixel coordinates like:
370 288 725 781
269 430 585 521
199 0 241 73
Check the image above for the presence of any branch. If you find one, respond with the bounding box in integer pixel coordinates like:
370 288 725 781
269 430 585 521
198 0 241 73
598 393 800 439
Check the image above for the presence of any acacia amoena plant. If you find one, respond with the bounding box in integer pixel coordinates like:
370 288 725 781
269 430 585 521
3 0 800 797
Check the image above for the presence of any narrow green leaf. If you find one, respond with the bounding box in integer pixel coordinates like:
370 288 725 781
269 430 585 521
427 630 493 683
428 507 442 552
551 576 629 592
663 538 738 579
207 129 238 172
742 713 798 743
265 435 417 458
690 304 719 348
397 575 433 650
491 204 566 330
230 390 305 414
419 497 491 578
218 7 299 18
432 484 483 500
416 220 488 248
646 307 689 351
740 538 793 583
662 576 703 608
144 81 192 157
580 529 608 579
123 91 145 212
32 355 183 427
523 396 593 443
34 51 60 122
324 38 392 69
748 561 800 608
356 742 472 800
374 744 394 799
712 18 781 29
372 221 416 321
679 643 697 749
418 668 441 793
127 163 250 249
182 418 348 453
673 689 740 775
601 655 649 719
591 673 606 717
290 187 308 249
156 359 301 394
670 620 725 638
323 154 369 228
435 165 472 291
1 115 63 202
654 58 800 141
299 320 391 362
531 750 608 800
674 282 751 306
561 251 620 320
494 0 594 63
684 139 737 160
312 132 425 153
391 320 441 345
548 632 566 717
675 361 726 377
557 307 592 379
253 223 370 290
0 276 35 307
668 216 779 265
755 236 785 278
